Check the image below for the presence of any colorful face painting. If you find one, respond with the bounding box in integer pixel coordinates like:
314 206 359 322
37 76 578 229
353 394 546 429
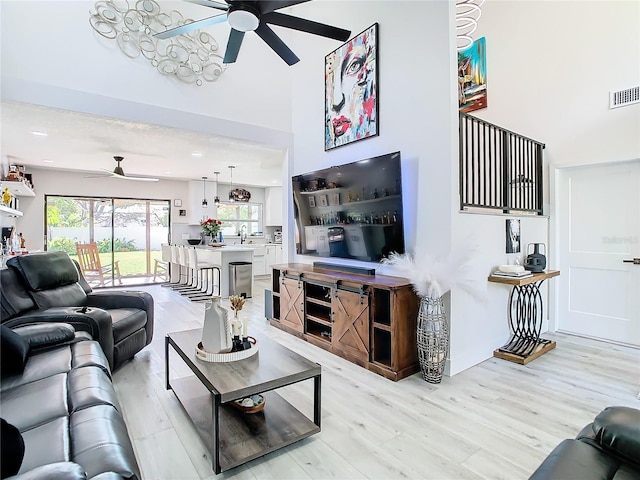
325 23 378 150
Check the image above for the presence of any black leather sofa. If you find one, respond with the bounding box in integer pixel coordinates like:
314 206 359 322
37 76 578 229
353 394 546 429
1 322 140 479
529 406 640 479
1 251 153 370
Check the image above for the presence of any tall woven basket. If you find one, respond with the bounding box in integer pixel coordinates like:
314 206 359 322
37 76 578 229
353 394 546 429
416 295 448 383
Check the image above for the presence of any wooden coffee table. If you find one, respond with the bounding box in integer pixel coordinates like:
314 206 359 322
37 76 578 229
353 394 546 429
165 329 321 474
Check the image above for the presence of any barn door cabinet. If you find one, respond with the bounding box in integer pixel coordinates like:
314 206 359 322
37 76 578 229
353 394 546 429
270 263 419 381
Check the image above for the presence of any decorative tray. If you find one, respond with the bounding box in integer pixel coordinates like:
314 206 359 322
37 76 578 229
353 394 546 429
208 243 226 247
231 394 265 414
195 338 257 363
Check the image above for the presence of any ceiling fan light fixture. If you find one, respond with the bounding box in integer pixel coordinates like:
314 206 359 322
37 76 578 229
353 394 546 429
227 4 260 32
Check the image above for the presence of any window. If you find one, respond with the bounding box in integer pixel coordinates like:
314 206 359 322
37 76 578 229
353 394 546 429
216 203 262 236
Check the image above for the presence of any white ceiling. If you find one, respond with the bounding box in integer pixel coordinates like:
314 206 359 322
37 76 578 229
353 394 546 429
0 101 286 187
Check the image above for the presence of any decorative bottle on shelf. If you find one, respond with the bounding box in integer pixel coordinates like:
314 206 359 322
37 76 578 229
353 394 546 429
219 231 223 243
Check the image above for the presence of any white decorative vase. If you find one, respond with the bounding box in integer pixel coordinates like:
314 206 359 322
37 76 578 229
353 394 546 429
201 296 232 353
416 295 449 384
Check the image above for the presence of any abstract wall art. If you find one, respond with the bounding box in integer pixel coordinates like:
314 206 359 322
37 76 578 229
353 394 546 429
458 36 487 113
325 23 378 150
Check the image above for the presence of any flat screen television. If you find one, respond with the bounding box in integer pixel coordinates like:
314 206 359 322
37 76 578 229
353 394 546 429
292 151 405 262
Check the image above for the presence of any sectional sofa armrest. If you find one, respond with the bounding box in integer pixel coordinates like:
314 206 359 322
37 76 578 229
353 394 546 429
87 291 154 345
6 461 86 480
3 307 114 368
13 323 86 352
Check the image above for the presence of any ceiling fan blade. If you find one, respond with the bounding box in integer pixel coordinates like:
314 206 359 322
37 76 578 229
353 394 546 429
223 28 245 63
259 0 311 14
155 13 227 40
182 0 229 11
120 176 160 182
84 174 111 179
255 23 300 66
263 12 351 41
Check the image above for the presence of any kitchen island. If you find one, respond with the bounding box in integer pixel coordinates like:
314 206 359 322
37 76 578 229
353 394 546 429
196 246 255 298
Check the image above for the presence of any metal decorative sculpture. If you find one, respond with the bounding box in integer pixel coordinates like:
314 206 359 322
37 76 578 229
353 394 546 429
89 0 226 85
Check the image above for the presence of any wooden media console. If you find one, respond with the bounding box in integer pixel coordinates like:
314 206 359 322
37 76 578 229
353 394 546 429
269 263 420 381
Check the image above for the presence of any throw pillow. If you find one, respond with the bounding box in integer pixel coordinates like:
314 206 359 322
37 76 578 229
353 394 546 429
0 418 25 478
0 324 29 378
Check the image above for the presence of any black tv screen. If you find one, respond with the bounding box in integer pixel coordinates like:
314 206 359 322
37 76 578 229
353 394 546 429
292 151 405 262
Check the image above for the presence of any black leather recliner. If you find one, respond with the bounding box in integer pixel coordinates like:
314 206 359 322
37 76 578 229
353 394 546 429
1 251 154 370
529 406 640 479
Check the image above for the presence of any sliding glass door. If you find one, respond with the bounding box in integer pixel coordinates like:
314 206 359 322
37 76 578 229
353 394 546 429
45 195 170 287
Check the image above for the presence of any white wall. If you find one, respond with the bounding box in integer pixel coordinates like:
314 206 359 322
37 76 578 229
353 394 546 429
0 1 294 132
472 0 640 168
289 1 456 267
0 1 295 157
448 0 639 374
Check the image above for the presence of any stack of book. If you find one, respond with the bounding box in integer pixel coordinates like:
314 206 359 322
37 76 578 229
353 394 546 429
491 269 533 279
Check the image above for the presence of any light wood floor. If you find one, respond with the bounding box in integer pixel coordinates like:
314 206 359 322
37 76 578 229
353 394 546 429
112 279 640 480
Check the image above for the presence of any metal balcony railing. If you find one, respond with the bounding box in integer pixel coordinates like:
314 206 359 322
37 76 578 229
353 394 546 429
459 112 545 215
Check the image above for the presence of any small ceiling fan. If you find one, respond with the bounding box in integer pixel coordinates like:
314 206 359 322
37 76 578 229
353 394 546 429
87 156 159 182
155 0 351 66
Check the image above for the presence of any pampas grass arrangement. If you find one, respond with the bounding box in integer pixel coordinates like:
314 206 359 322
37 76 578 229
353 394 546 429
382 246 483 300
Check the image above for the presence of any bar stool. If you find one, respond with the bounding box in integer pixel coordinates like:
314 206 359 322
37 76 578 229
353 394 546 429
168 245 195 291
188 247 221 298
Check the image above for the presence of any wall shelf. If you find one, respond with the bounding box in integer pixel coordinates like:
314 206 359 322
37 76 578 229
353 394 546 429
0 204 23 217
0 180 35 197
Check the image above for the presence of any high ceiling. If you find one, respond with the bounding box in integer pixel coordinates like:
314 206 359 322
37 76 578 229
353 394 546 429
1 101 286 187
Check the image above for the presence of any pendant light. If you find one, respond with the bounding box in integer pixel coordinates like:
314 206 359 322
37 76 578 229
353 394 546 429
201 176 208 207
213 171 220 205
228 165 235 202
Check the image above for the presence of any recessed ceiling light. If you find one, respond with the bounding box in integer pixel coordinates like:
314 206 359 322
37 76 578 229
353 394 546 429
191 152 203 157
164 171 173 174
31 131 48 137
271 180 279 184
42 159 54 163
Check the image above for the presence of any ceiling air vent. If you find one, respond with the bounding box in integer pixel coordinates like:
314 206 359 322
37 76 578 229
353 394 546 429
609 86 640 109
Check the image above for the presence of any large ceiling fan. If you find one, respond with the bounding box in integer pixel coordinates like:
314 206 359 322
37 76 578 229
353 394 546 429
87 156 160 182
155 0 351 66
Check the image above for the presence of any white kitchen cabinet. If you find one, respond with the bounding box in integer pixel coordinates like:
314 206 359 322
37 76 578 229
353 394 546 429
264 186 283 226
265 244 282 270
252 245 266 276
188 180 217 225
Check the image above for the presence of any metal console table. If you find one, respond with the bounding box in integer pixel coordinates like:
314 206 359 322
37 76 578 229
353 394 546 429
489 270 560 364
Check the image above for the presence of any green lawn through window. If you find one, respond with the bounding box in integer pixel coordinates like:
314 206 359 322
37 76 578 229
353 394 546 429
67 250 163 277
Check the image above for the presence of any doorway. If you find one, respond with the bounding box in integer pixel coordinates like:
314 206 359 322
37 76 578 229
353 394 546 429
45 195 170 287
556 161 640 346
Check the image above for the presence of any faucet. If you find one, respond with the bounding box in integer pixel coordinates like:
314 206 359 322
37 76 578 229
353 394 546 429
240 225 247 244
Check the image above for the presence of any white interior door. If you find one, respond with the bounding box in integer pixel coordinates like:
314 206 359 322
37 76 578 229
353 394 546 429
558 161 640 346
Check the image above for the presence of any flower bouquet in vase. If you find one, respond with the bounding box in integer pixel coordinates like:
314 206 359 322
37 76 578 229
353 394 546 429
200 218 222 245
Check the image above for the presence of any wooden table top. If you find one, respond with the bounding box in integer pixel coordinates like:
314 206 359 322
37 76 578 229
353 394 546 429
487 269 560 286
168 329 321 402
